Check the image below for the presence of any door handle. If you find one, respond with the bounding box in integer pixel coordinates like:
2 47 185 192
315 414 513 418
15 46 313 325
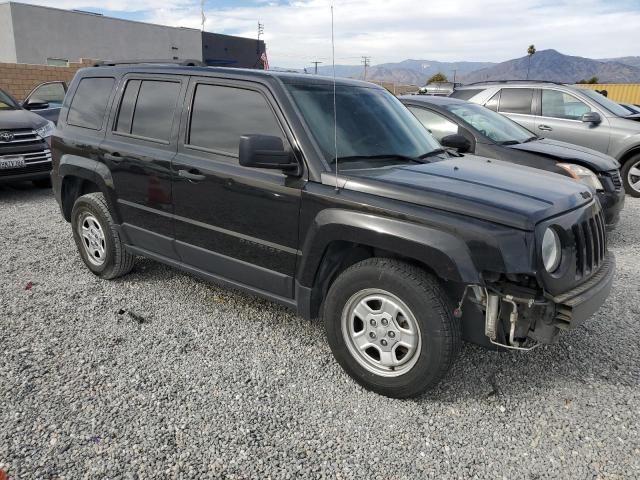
104 152 123 162
178 169 206 182
538 124 553 132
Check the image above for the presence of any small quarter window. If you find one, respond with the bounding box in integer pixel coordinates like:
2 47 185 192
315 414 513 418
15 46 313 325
67 77 115 130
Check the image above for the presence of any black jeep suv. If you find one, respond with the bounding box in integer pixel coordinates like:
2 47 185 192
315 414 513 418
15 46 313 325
52 65 615 398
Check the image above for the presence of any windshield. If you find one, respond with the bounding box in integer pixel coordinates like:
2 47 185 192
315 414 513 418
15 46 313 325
578 88 631 117
284 82 442 170
0 89 18 110
444 102 534 144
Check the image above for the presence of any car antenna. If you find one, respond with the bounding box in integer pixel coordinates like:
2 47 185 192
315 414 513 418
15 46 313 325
331 3 339 192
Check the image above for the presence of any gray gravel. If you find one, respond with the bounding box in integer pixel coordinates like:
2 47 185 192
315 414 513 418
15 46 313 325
0 183 638 479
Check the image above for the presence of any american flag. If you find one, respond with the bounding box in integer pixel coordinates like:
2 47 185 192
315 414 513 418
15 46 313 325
260 52 270 70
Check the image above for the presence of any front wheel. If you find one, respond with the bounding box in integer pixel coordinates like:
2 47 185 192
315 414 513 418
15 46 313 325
323 258 461 398
621 154 640 198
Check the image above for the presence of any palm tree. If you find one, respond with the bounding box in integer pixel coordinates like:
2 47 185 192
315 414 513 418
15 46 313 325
526 45 536 79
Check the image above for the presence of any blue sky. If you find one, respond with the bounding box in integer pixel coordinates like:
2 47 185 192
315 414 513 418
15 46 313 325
17 1 640 68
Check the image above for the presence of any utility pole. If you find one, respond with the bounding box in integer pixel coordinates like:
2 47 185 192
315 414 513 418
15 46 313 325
311 61 323 74
361 56 371 80
452 69 457 85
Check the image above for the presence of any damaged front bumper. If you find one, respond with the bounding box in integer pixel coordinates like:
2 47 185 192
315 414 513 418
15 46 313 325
465 252 615 349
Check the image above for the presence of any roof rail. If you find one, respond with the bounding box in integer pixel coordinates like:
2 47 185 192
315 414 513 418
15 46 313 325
93 59 204 67
463 79 566 86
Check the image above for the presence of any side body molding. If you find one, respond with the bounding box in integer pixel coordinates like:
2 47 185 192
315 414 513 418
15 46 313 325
297 209 481 287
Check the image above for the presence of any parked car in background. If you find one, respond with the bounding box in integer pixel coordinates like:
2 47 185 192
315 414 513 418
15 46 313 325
451 81 640 197
21 81 67 123
400 95 624 227
51 65 615 398
0 87 55 187
620 103 640 115
418 82 455 96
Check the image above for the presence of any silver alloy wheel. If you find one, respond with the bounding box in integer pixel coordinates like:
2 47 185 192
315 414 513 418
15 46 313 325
341 288 422 377
78 213 106 266
627 159 640 194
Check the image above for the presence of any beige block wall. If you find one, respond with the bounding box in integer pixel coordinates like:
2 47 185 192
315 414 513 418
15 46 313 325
0 58 96 101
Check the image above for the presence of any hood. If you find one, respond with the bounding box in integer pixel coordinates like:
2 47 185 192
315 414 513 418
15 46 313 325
0 108 48 130
506 138 620 170
342 156 594 231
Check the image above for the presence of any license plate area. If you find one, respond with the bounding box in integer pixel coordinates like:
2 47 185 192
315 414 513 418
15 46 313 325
0 156 26 169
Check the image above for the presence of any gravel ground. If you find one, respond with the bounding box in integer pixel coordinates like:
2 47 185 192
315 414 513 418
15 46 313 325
0 184 638 480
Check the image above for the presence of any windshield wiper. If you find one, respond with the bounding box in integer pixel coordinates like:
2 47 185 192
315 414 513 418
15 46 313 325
333 154 429 165
418 148 448 159
523 136 539 143
499 140 521 145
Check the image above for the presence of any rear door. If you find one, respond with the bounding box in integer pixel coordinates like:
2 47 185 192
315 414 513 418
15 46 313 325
101 74 186 259
535 88 610 153
171 77 304 299
494 87 536 131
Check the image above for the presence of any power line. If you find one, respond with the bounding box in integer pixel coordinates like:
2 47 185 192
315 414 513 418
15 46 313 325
311 61 323 74
361 56 371 80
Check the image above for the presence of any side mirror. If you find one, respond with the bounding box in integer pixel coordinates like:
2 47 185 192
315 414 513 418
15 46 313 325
581 111 601 124
441 134 472 153
239 135 299 174
23 97 49 110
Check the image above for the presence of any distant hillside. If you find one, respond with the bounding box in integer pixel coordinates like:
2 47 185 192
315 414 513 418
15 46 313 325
599 56 640 69
315 59 494 85
461 49 640 84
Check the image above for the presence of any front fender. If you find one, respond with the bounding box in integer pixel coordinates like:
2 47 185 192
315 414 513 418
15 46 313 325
297 209 481 287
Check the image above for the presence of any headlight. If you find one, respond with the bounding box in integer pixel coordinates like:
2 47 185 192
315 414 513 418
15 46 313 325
36 120 55 139
557 163 603 191
542 228 561 273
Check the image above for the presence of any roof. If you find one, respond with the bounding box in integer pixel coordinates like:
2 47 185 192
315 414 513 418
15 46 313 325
456 80 566 89
84 64 383 89
398 95 465 106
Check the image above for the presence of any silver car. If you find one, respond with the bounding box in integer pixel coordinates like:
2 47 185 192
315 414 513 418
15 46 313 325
452 81 640 197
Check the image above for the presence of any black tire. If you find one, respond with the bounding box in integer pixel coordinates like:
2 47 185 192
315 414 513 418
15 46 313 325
71 192 135 279
323 258 461 398
32 178 51 189
621 154 640 198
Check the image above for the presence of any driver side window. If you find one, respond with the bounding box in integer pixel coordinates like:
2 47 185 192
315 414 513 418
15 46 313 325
542 90 591 120
408 107 458 142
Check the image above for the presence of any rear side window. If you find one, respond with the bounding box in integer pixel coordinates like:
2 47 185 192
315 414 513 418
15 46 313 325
188 84 284 156
115 79 180 141
498 88 533 115
67 77 115 130
450 89 483 101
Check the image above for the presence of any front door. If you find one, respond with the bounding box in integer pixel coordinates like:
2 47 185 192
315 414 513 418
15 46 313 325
535 88 611 153
171 78 304 299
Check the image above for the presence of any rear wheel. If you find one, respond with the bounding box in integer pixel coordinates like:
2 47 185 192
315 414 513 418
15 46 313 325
71 192 135 279
323 258 461 398
622 154 640 198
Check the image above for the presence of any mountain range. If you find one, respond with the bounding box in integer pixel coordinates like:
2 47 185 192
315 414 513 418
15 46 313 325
286 50 640 86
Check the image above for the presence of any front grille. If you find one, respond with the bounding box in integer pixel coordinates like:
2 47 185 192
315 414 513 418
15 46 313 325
609 171 623 191
572 208 606 280
0 137 51 177
0 129 43 149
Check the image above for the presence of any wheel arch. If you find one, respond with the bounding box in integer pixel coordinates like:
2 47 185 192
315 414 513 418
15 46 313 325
295 210 480 320
59 155 119 222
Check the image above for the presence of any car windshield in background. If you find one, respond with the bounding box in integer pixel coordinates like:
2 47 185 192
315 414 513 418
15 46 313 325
444 102 533 144
578 88 631 117
0 89 18 110
284 82 442 170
